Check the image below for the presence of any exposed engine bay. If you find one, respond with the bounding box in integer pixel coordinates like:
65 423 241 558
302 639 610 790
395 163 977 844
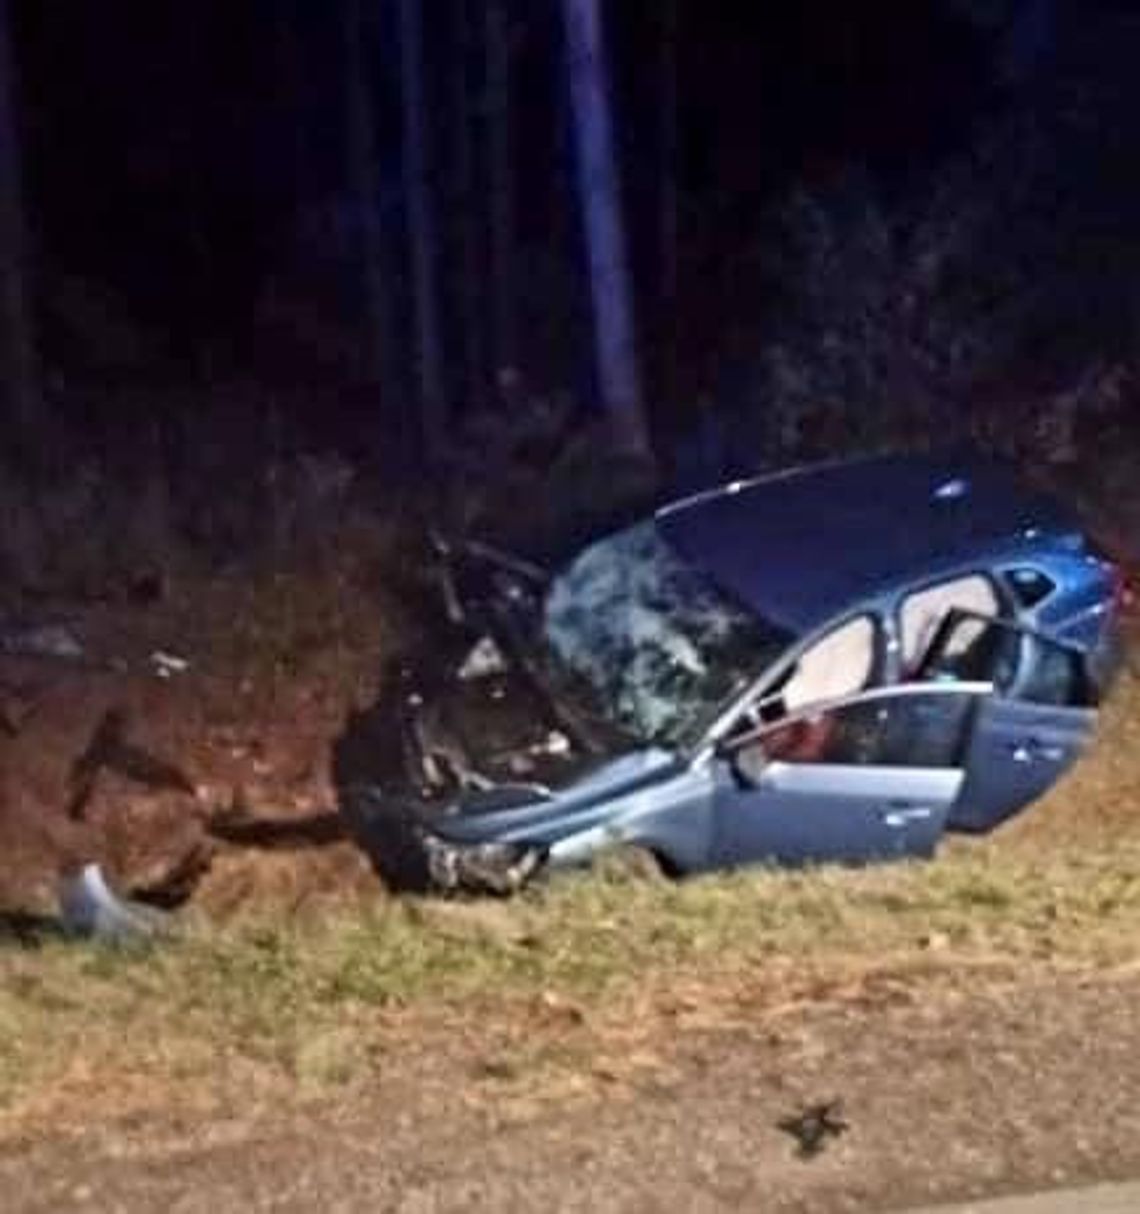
333 534 612 894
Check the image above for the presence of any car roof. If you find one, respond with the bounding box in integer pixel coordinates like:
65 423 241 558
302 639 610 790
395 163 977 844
655 454 1082 634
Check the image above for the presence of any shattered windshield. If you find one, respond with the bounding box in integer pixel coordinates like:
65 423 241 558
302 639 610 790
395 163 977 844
542 521 794 748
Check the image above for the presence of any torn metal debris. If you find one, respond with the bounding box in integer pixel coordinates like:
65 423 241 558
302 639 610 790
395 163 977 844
58 864 170 941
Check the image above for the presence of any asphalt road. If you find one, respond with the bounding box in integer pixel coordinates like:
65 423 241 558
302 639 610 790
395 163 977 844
907 1181 1140 1213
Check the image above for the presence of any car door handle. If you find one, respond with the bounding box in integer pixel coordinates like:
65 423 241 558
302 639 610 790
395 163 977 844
879 803 935 828
1009 739 1065 764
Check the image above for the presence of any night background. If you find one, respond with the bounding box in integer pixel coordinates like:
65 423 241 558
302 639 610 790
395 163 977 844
1 0 1139 581
4 4 1140 1171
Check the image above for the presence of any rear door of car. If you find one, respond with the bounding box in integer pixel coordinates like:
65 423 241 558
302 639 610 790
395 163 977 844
918 610 1098 832
711 684 988 868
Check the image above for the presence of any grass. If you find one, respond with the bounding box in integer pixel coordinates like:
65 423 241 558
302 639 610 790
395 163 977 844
2 829 1140 1133
1 649 1137 1140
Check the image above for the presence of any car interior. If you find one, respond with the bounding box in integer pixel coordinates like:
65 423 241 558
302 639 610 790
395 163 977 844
720 568 1093 785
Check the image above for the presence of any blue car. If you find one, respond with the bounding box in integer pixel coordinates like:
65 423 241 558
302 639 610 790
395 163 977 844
338 455 1127 893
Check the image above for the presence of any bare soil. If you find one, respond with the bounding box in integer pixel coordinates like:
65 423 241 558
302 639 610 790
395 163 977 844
0 559 391 918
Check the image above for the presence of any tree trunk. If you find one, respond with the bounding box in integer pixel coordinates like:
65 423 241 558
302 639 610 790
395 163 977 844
484 0 516 384
658 0 679 414
343 0 397 402
271 0 314 207
0 0 41 461
397 0 446 463
451 0 485 414
562 0 651 460
999 0 1059 86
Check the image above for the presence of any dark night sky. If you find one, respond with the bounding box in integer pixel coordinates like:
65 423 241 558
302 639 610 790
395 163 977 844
7 0 1136 443
11 5 982 323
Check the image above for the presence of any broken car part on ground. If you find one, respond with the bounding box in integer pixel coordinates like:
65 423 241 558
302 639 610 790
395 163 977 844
337 455 1126 896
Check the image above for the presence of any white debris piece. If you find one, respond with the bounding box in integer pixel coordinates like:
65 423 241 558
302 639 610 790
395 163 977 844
150 651 190 678
58 864 167 941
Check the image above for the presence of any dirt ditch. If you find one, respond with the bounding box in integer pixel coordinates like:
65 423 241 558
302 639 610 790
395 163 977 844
0 567 393 924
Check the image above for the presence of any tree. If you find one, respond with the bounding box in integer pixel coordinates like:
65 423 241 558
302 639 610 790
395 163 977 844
562 0 651 460
484 0 516 384
451 0 486 414
397 0 446 462
658 0 679 413
943 0 1060 86
343 0 397 405
0 0 40 460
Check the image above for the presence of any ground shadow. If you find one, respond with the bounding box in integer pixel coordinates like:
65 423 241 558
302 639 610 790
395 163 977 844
206 810 347 850
0 910 69 947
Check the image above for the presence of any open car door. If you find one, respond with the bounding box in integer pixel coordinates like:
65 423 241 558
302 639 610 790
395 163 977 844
918 610 1099 833
711 683 990 869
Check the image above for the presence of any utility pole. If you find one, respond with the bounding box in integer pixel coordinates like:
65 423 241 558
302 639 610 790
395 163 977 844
562 0 651 460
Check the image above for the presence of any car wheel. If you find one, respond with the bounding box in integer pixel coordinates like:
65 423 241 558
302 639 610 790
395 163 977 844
592 844 669 884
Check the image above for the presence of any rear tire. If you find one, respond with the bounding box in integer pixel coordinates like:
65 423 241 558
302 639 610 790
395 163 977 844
593 843 668 884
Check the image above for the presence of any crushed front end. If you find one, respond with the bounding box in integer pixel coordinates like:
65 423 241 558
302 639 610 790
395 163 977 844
333 536 605 894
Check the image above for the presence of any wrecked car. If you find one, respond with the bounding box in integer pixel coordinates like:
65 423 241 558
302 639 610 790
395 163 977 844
337 455 1127 894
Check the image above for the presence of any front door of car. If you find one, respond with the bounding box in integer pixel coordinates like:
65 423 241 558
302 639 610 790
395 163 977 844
918 611 1098 832
711 685 987 869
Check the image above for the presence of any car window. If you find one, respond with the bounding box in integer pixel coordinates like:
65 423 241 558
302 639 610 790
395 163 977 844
745 691 976 770
1018 638 1090 705
780 615 877 712
1005 567 1057 609
922 613 1020 689
542 521 795 748
921 613 1094 707
900 575 1000 670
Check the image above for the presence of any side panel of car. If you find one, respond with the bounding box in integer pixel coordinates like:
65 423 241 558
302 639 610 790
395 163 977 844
948 696 1094 832
709 686 987 869
712 761 962 867
918 610 1098 832
545 764 718 874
